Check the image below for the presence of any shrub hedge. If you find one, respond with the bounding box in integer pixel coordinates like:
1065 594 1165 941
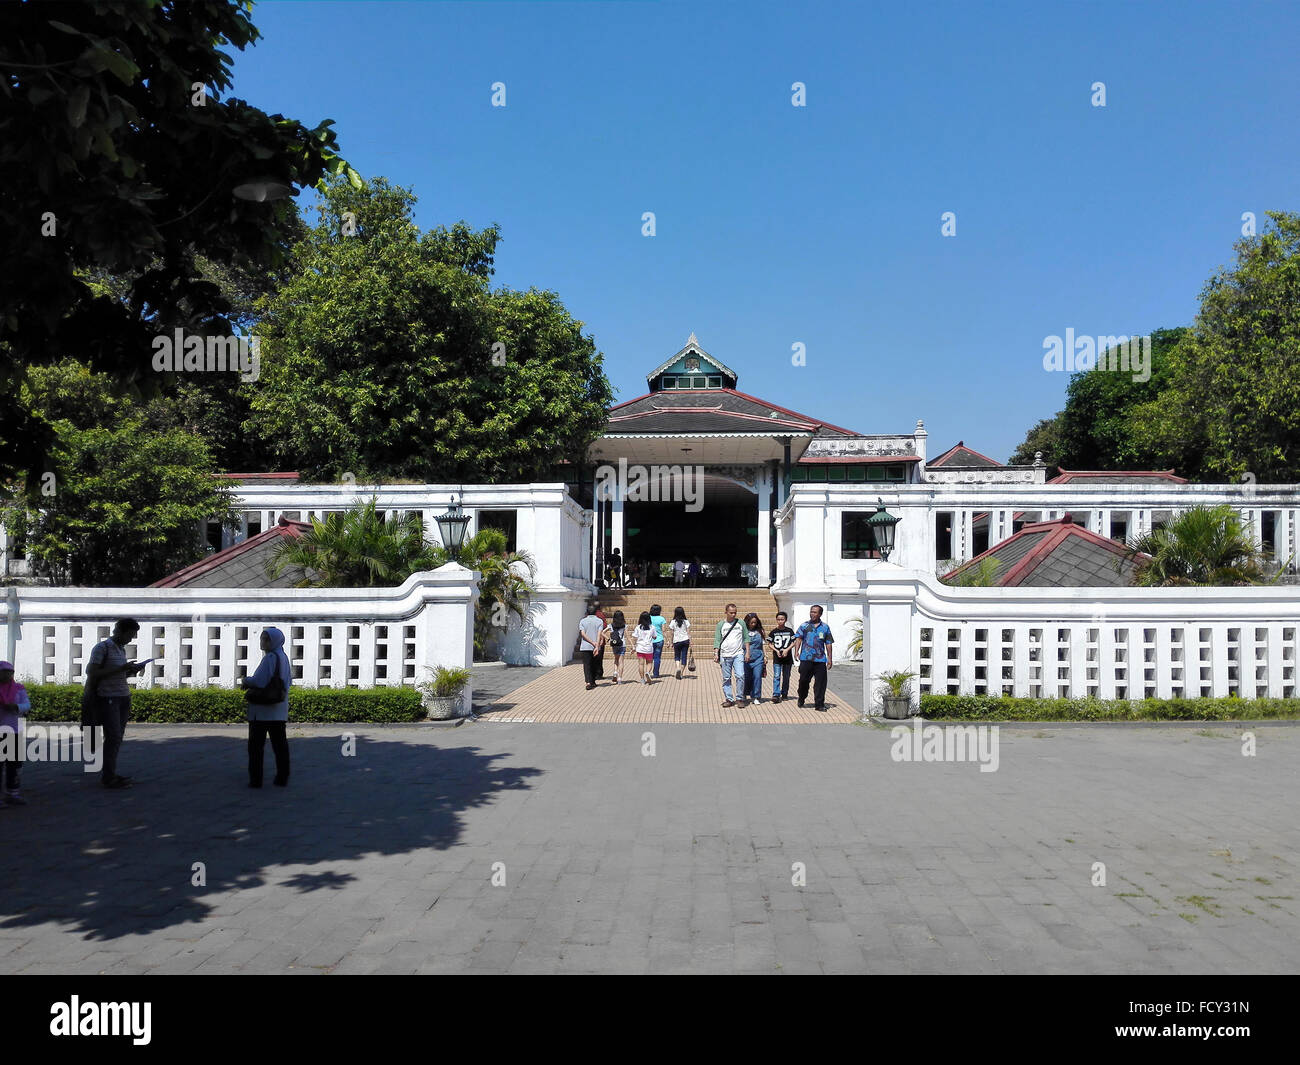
920 694 1300 721
25 685 425 724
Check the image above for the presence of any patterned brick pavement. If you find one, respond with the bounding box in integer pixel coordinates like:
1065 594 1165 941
477 658 859 723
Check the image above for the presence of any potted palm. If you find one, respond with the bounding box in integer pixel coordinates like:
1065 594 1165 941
417 666 472 720
877 669 916 720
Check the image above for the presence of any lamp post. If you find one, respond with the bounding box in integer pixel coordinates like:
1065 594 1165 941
435 495 471 560
867 498 900 562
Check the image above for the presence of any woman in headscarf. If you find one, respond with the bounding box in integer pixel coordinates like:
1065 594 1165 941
239 627 291 788
0 662 31 805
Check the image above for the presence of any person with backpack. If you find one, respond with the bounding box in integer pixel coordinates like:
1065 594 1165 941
767 611 796 704
667 606 691 679
606 610 627 684
713 603 745 708
240 626 292 787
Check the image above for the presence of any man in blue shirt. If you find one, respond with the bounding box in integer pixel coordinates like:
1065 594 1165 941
791 604 834 712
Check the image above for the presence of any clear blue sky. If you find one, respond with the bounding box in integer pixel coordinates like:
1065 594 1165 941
231 0 1300 463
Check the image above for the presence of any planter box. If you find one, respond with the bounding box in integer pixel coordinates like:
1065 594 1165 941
424 693 465 720
881 694 912 720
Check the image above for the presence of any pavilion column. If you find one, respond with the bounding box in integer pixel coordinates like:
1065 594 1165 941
611 492 625 571
959 510 974 560
757 466 772 587
1099 510 1112 539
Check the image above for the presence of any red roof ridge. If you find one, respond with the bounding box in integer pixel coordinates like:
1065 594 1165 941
944 516 1145 587
929 441 1004 467
1048 468 1187 483
150 519 310 588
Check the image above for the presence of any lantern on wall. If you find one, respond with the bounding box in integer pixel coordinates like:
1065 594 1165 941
435 495 471 558
867 498 900 561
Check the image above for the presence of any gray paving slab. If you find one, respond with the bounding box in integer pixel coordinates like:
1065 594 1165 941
0 720 1297 973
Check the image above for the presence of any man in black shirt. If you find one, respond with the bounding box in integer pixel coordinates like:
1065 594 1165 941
767 611 796 704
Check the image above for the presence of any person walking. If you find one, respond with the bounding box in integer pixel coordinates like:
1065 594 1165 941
687 559 701 588
607 610 627 683
576 604 605 690
713 603 745 708
668 606 691 679
592 603 607 681
240 627 292 787
767 611 796 704
740 613 766 707
673 559 686 585
648 604 666 678
631 611 656 684
792 605 834 712
0 662 32 806
627 559 640 588
84 618 147 789
609 548 624 588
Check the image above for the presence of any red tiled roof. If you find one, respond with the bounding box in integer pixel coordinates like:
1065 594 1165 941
1048 468 1187 484
943 517 1147 588
151 517 310 588
928 441 1004 468
607 388 861 436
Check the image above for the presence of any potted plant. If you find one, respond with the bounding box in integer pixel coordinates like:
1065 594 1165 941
417 666 472 720
877 669 916 720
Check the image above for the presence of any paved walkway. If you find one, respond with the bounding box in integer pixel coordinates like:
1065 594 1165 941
478 659 859 723
2 721 1296 973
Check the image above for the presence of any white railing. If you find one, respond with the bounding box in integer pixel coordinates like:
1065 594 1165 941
2 565 478 693
858 565 1300 710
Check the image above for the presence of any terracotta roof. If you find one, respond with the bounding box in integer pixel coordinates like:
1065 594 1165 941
943 517 1147 588
1047 469 1187 484
151 517 311 589
928 441 1004 468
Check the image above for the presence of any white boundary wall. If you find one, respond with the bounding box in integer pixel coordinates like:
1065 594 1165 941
857 563 1300 713
2 564 479 704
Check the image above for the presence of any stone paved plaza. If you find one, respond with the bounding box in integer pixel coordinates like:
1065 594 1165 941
1 716 1297 974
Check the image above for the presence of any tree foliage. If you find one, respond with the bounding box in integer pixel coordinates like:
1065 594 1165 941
8 360 235 585
0 0 355 481
248 176 613 481
1126 505 1275 587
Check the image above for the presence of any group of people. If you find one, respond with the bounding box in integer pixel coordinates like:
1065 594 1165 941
602 550 704 589
576 602 834 711
0 617 295 805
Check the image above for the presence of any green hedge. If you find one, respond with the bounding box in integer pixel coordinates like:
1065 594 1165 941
920 694 1300 722
25 684 425 724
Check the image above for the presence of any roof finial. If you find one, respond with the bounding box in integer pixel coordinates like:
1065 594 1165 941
687 332 699 348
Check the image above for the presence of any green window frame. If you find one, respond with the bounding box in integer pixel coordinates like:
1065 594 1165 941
661 376 677 388
707 375 722 387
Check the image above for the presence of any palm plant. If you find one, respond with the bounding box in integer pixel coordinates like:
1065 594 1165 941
941 557 1002 587
428 527 536 656
845 616 863 658
1126 505 1277 586
267 497 431 587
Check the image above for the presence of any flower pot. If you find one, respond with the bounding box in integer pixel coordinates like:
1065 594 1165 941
424 693 465 720
881 694 912 719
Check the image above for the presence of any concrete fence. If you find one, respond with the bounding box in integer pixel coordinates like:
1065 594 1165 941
858 563 1300 713
2 563 479 704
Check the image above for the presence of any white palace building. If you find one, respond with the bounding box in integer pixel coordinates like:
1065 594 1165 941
4 335 1300 707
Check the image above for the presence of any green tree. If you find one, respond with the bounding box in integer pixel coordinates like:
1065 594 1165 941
1129 212 1300 482
10 360 235 585
1008 415 1063 468
248 176 613 481
0 0 356 481
1126 505 1273 586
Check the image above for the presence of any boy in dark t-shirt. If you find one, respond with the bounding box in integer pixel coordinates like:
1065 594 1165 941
767 611 796 703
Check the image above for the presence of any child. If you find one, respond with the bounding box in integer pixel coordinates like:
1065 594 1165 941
0 661 31 805
740 614 766 707
631 611 656 685
607 610 627 684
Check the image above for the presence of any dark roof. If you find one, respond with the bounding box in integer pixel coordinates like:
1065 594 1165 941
943 517 1146 588
605 389 860 437
215 472 301 484
152 518 311 589
928 441 1003 468
1048 468 1187 484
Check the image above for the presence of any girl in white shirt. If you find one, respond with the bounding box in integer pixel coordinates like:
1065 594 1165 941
668 606 691 680
631 611 656 684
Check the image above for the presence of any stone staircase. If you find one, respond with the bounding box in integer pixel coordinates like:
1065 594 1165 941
594 587 783 629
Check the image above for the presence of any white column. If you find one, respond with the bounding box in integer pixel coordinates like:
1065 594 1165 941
611 492 625 569
1100 510 1112 539
757 467 771 587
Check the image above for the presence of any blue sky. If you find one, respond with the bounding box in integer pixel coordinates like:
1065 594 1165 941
231 0 1300 462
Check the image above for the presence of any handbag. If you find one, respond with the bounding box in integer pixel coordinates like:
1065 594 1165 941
244 671 286 705
687 652 696 672
80 673 101 726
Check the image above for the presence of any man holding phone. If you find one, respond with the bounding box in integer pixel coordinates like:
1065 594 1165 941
85 618 147 789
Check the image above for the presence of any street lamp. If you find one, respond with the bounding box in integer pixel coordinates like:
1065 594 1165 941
435 495 471 559
867 498 900 562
